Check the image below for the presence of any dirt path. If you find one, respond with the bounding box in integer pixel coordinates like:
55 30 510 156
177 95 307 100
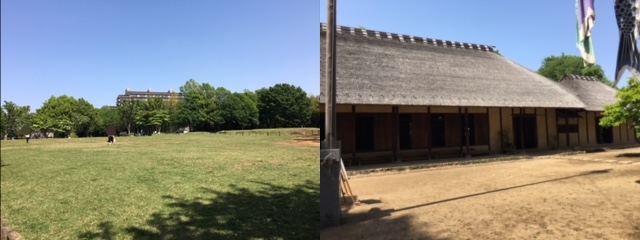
322 148 640 240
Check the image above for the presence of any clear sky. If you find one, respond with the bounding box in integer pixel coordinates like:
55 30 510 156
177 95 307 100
1 1 319 111
320 0 628 87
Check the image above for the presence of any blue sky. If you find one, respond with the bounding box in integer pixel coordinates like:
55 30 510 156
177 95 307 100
1 1 319 111
320 0 628 87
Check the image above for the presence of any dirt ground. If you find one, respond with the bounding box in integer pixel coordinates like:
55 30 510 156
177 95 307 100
321 147 640 240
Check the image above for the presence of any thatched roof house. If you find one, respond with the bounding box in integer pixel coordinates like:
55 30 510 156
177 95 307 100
558 75 618 111
319 24 585 109
318 24 636 165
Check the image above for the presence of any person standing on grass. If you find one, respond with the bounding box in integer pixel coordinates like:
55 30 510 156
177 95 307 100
26 134 30 143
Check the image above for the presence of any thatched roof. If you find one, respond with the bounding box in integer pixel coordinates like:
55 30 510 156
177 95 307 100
319 24 585 109
558 75 618 111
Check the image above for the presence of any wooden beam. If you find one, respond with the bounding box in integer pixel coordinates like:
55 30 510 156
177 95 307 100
585 111 590 145
427 106 432 158
545 108 550 149
565 110 569 148
619 121 622 143
487 107 491 152
519 108 525 150
577 111 581 147
459 107 463 154
352 105 356 161
499 108 503 151
393 106 399 162
465 107 470 157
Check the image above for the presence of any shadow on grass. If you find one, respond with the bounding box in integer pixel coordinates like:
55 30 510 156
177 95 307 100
616 153 640 158
124 180 319 240
78 222 115 240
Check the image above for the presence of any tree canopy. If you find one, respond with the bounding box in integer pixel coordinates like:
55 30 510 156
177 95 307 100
1 101 31 139
600 78 640 130
537 54 614 87
257 84 312 128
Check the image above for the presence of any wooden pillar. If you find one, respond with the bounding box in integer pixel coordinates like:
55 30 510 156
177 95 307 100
351 105 356 160
487 107 491 152
618 122 622 143
427 106 432 158
499 108 503 151
565 110 570 149
519 108 525 151
459 107 463 154
628 120 631 143
393 106 399 162
586 111 590 145
465 107 470 157
545 108 550 149
577 111 581 147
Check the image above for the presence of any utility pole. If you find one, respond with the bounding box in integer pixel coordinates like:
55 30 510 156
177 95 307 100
325 0 337 149
320 0 342 228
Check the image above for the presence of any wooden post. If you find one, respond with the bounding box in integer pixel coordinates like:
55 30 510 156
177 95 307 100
499 108 503 151
487 107 491 152
577 111 581 147
459 107 463 154
393 106 399 162
545 108 550 149
352 105 356 161
586 111 590 145
427 106 432 158
465 107 470 157
519 108 525 151
324 0 338 149
565 110 569 148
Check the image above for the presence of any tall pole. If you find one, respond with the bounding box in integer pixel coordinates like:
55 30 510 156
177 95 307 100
325 0 337 149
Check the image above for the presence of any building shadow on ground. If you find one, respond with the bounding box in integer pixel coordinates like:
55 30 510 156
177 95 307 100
616 153 640 158
321 204 450 240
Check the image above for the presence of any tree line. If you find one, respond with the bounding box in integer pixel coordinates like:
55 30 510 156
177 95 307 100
0 80 321 139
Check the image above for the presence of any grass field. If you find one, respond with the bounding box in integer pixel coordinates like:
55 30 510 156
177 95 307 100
0 130 319 239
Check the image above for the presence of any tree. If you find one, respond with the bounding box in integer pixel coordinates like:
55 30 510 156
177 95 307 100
175 82 220 132
309 95 321 128
118 98 139 135
2 101 31 139
74 98 99 137
600 78 640 132
135 97 170 134
95 106 121 136
537 54 615 87
179 79 201 94
33 95 78 138
257 84 312 128
217 90 259 130
0 106 7 139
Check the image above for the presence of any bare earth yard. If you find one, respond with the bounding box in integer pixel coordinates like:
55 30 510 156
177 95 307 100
321 147 640 240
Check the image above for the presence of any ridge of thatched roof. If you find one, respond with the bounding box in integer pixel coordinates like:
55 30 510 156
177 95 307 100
319 24 586 109
558 75 618 111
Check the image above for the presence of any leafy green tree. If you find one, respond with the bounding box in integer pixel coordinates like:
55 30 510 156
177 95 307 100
309 95 321 128
175 82 220 131
2 101 32 139
95 106 121 136
118 98 139 135
135 97 170 134
537 54 615 87
33 95 78 138
257 84 312 128
179 79 202 93
600 78 640 132
217 90 259 130
0 106 7 139
74 98 99 137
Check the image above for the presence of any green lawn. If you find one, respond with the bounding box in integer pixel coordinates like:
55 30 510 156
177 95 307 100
0 131 319 239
